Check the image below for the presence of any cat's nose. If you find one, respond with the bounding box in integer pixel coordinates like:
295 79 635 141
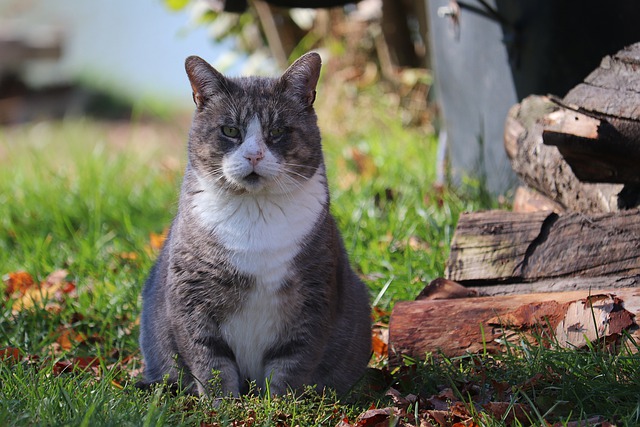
245 150 264 167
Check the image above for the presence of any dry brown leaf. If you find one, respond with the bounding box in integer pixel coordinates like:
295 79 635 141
4 271 36 296
118 252 139 261
483 402 532 425
347 147 377 179
423 410 450 427
52 356 102 376
0 347 21 364
355 408 394 427
148 229 168 252
55 327 89 351
449 401 472 418
11 270 75 312
426 388 456 411
371 328 388 358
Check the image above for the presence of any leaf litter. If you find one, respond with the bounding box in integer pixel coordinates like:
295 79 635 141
1 268 141 388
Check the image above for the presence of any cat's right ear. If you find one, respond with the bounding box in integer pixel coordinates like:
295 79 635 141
185 56 226 109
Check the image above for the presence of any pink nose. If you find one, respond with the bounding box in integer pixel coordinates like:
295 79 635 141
245 151 264 167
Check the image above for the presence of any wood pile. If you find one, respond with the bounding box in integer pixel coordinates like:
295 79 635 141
389 43 640 363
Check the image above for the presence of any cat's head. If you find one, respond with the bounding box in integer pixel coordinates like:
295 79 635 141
185 52 324 195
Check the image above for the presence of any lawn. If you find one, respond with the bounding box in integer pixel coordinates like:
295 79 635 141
1 81 639 426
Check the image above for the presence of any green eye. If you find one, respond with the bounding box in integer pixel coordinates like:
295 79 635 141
270 127 285 137
221 126 239 138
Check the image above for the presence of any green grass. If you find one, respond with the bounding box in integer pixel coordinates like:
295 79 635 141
0 88 638 425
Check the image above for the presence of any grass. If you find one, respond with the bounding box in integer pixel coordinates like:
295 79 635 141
0 83 639 425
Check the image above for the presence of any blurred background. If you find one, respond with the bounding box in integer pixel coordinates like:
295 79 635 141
3 0 640 193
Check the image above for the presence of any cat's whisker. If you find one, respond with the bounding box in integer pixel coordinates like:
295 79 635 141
281 161 317 169
275 173 306 195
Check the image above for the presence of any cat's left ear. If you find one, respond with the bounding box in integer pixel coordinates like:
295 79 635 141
280 52 321 107
185 55 227 109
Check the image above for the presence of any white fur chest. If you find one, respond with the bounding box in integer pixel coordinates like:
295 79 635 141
191 168 327 290
219 285 287 383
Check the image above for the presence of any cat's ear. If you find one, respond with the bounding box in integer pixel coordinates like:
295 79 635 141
185 55 227 109
280 52 321 107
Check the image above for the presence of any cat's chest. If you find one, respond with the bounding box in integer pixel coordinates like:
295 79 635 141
191 170 327 290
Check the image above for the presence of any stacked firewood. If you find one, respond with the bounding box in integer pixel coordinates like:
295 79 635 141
389 43 640 363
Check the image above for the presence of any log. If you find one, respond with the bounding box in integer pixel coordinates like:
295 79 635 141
540 44 640 184
445 209 640 284
512 186 564 214
505 95 639 213
388 287 640 362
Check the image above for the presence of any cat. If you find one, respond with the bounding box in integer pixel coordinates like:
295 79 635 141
138 52 372 398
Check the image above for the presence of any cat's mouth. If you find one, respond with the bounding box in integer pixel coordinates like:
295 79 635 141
243 172 261 183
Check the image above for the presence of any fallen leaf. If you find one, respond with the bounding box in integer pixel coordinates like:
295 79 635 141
483 402 532 425
3 271 35 296
11 270 74 312
371 328 388 358
52 356 102 376
148 229 168 252
0 347 21 364
423 410 450 427
449 401 472 418
355 408 394 427
118 252 139 261
347 147 377 179
55 327 89 351
426 388 456 411
372 306 390 320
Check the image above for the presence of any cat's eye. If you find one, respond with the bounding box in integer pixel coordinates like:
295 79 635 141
269 127 285 138
221 126 240 138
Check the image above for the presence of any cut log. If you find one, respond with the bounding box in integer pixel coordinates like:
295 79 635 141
505 95 640 213
512 186 564 214
445 209 640 284
541 44 640 184
388 287 640 362
506 44 640 204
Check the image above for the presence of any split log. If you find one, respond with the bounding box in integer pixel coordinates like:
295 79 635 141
505 95 638 213
388 287 640 362
445 209 640 284
541 43 640 184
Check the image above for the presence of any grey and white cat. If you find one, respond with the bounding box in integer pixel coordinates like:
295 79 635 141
139 52 372 398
